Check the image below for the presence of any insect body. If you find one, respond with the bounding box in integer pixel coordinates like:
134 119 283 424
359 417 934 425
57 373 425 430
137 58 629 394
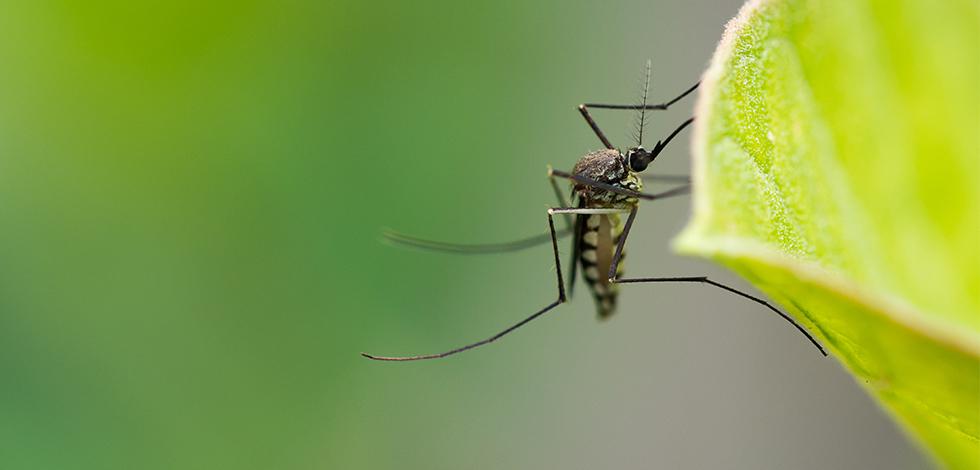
571 149 643 318
364 63 826 362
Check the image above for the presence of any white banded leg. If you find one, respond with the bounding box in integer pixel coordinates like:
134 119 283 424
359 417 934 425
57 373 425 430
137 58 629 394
606 206 828 356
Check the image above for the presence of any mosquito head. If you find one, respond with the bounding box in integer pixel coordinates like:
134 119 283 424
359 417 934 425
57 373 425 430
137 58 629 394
572 149 643 206
626 146 654 172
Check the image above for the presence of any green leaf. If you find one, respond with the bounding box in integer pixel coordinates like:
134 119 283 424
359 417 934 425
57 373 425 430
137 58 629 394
674 0 980 467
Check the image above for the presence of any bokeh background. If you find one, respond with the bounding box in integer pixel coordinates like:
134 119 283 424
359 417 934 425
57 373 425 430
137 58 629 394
0 1 930 469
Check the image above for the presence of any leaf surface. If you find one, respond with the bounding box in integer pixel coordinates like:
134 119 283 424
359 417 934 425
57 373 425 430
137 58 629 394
675 0 980 467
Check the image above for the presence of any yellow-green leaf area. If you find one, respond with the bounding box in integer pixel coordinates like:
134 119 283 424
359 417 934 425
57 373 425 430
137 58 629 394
675 0 980 467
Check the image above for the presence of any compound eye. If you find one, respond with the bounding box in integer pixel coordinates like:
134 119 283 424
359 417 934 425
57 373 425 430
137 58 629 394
629 150 651 172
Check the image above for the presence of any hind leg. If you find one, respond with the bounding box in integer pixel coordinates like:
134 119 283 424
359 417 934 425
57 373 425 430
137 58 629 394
605 207 827 356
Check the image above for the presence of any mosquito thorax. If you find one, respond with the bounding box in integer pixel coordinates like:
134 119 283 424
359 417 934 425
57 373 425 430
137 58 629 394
572 149 643 206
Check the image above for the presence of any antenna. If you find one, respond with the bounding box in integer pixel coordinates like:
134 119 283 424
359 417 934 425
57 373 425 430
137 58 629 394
636 60 652 147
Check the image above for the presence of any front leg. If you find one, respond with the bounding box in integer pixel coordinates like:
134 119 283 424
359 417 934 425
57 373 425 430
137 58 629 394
549 168 691 201
577 81 700 149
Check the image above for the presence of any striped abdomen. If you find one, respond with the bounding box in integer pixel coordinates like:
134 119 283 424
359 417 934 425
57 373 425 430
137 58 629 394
579 213 626 318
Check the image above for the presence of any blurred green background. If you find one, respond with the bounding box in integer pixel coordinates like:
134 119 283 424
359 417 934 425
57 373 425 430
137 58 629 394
0 1 929 469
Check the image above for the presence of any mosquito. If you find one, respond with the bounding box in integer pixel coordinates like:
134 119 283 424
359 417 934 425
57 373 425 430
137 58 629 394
363 62 826 361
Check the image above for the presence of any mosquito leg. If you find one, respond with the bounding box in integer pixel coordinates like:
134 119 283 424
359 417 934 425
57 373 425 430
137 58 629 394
578 81 699 149
383 227 573 255
383 167 581 256
641 174 691 184
557 114 696 200
605 206 828 356
578 104 615 149
566 209 582 299
364 207 590 361
548 166 574 229
548 208 631 215
549 168 691 201
583 81 699 110
547 173 687 303
547 168 583 297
